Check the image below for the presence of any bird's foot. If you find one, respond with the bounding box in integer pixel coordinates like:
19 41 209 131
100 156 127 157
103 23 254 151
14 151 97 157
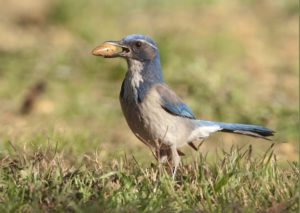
172 166 178 180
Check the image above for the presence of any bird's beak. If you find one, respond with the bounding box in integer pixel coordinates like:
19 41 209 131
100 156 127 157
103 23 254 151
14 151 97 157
92 41 130 58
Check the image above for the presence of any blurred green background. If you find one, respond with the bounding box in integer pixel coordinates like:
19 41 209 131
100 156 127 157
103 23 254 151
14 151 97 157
0 0 298 162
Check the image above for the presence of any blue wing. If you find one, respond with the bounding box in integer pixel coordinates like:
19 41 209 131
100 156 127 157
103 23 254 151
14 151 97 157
155 84 196 119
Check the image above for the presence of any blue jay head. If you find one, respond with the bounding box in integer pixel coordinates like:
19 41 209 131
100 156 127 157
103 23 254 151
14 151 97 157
92 34 158 61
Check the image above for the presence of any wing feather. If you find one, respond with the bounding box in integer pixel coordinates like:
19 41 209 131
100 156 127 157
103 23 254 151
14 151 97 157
155 84 196 119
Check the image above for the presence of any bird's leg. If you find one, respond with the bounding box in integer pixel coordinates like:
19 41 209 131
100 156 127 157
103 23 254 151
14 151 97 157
152 140 168 176
158 148 170 165
170 145 180 180
188 142 198 151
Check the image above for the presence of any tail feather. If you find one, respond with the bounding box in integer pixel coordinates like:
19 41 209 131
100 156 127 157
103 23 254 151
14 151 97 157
197 120 275 140
218 122 274 140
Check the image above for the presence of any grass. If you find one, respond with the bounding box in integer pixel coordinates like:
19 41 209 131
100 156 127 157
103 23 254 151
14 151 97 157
0 0 298 212
0 142 298 212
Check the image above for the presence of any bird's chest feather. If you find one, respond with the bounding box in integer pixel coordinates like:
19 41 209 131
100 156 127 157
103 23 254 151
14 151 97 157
119 68 150 124
120 74 145 104
119 74 161 136
120 83 167 141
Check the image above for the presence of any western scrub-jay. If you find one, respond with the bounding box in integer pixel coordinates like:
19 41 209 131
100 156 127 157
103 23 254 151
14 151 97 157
92 34 274 178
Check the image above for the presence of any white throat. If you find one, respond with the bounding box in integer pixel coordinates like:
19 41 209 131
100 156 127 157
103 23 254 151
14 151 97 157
128 59 144 88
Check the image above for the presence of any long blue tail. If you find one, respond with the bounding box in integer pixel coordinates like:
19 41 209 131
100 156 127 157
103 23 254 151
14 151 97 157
198 120 275 140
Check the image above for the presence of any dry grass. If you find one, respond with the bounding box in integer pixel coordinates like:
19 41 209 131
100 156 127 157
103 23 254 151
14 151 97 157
0 142 298 212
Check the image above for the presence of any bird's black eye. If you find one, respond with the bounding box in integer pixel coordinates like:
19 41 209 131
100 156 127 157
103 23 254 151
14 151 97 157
135 41 142 48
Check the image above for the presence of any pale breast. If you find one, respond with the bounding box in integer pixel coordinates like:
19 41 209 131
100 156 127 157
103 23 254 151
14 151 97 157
139 87 194 147
119 77 154 146
119 77 194 148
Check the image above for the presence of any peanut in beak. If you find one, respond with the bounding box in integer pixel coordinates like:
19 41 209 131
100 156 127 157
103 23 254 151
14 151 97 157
92 42 121 57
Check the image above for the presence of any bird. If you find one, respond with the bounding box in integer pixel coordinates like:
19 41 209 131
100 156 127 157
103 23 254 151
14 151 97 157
92 34 274 179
